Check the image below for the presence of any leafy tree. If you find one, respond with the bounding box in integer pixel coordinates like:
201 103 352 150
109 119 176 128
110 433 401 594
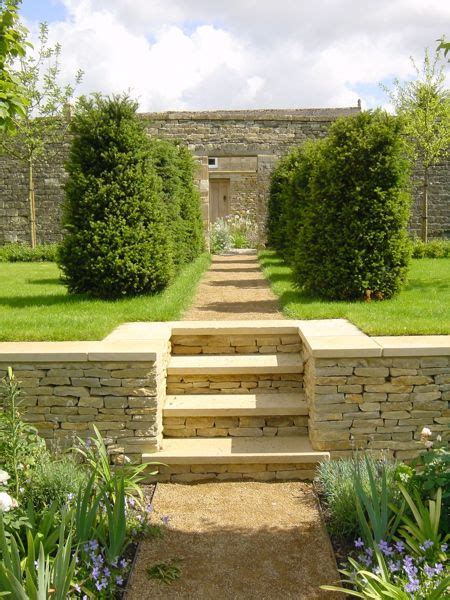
437 36 449 59
0 0 30 132
0 22 82 247
58 95 173 299
383 49 450 241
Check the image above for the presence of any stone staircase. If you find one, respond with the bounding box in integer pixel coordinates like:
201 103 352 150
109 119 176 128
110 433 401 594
146 323 329 482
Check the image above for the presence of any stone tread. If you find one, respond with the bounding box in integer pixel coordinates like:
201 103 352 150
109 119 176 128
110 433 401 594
164 393 307 417
144 436 329 464
168 353 302 374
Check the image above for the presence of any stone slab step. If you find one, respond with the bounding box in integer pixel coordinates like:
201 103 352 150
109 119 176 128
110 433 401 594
144 436 328 465
168 353 302 375
164 393 307 417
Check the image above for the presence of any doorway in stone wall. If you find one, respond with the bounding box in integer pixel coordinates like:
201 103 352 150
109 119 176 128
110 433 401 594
209 179 230 223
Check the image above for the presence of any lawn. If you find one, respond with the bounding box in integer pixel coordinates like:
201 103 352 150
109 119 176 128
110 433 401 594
0 254 210 341
259 250 450 335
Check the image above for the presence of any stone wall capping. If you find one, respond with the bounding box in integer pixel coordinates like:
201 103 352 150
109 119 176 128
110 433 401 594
170 320 299 336
304 334 383 358
297 318 364 340
139 108 360 123
373 336 450 357
0 340 161 362
103 322 172 342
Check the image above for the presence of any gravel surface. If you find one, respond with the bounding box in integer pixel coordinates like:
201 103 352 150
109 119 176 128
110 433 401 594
126 482 339 599
183 254 283 320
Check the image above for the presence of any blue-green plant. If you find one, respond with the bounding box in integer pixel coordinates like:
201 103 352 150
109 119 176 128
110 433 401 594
209 218 232 254
354 455 401 545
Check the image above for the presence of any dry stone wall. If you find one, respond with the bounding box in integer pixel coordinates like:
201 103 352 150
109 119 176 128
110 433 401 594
1 108 447 244
305 354 449 460
0 354 168 463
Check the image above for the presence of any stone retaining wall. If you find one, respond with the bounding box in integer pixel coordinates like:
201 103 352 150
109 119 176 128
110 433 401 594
171 333 301 355
153 462 316 483
166 373 304 395
163 415 308 438
0 340 170 463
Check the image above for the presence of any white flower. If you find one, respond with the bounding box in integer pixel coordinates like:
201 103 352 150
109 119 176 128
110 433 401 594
0 470 10 485
0 492 18 512
423 440 434 449
420 427 432 437
436 435 442 442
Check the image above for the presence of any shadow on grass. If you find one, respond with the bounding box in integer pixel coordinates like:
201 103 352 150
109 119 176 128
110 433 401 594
26 278 62 285
0 293 90 308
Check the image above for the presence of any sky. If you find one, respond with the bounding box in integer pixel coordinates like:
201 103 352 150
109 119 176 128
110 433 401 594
19 0 450 112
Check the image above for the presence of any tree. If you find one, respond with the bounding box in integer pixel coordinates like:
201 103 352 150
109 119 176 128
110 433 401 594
383 49 450 241
58 95 173 299
437 36 449 59
0 22 82 247
0 0 30 132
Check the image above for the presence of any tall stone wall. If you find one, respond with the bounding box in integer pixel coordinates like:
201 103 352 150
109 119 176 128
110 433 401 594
0 108 448 244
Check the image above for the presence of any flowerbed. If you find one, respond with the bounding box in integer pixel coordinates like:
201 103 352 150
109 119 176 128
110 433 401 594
316 431 450 598
0 368 163 598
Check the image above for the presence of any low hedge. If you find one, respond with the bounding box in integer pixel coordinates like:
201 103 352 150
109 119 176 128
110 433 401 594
0 243 59 262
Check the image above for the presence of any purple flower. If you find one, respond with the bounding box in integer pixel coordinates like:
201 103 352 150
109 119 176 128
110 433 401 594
365 547 373 557
74 583 81 593
388 560 400 572
405 580 419 593
161 515 170 525
419 539 434 551
116 575 124 586
394 541 405 553
119 558 128 569
378 540 393 556
441 543 448 552
146 503 153 513
354 537 364 548
103 567 111 578
433 563 443 574
424 564 435 577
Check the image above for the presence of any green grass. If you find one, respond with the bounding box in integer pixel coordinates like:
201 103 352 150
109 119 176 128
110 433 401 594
259 251 450 335
0 254 210 341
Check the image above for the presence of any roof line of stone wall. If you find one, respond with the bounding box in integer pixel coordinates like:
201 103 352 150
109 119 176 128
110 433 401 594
138 107 361 122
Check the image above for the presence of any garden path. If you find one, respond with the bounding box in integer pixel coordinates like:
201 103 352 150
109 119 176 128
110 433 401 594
183 253 283 320
127 482 338 599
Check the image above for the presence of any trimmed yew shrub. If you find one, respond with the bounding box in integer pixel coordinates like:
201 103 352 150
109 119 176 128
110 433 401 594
58 95 173 298
149 139 203 269
293 110 412 300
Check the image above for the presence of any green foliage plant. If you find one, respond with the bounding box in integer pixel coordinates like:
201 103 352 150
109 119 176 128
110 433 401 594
293 110 412 300
0 0 30 132
0 22 83 247
146 558 182 584
411 238 450 258
383 48 450 242
58 94 173 298
0 367 46 497
73 424 146 504
149 139 204 268
0 243 59 262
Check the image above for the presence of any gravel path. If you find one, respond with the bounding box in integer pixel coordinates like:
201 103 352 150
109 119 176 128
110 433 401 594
126 482 339 599
183 253 283 320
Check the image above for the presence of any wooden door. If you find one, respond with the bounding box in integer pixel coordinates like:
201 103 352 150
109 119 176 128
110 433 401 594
209 179 230 223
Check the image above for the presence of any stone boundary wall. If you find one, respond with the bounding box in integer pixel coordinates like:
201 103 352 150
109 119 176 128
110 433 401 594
1 108 448 245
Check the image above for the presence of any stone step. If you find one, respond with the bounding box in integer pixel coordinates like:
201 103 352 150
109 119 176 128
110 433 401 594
167 353 302 375
164 393 307 417
143 436 328 482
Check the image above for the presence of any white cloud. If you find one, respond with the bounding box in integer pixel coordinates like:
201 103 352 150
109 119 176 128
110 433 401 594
24 0 450 111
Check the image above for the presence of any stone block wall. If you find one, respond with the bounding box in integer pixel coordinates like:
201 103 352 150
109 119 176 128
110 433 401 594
0 354 168 463
153 461 317 483
2 107 447 245
166 373 304 395
162 415 308 439
305 354 449 460
171 333 301 355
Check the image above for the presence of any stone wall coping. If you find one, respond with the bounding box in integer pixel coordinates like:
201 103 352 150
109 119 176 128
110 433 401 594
170 320 299 335
139 107 360 123
373 336 450 356
303 335 383 358
0 341 160 362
